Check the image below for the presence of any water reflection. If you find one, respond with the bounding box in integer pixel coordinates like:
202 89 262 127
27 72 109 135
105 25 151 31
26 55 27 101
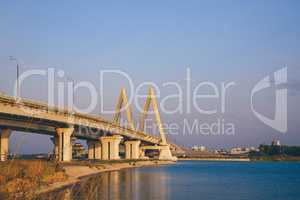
62 168 169 200
37 161 300 200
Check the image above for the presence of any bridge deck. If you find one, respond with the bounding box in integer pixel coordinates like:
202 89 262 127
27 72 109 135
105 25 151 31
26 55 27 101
0 94 161 144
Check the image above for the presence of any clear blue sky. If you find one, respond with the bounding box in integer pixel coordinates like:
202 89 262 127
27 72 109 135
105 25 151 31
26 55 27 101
0 1 300 153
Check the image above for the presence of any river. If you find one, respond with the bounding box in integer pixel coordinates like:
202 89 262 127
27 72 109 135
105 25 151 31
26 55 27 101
42 161 300 200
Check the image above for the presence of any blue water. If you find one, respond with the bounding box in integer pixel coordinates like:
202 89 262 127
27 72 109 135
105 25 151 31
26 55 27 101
70 161 300 200
136 161 300 200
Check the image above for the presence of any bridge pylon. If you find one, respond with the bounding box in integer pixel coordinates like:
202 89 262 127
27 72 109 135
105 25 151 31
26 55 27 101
139 87 177 161
113 88 135 130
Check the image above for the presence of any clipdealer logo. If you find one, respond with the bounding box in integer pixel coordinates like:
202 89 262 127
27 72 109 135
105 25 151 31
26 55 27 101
11 66 288 135
251 67 288 133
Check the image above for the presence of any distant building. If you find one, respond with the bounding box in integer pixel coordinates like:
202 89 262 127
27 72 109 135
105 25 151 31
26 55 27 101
230 147 251 155
271 140 281 146
192 145 207 152
230 146 260 155
249 146 259 151
73 142 86 158
214 149 229 155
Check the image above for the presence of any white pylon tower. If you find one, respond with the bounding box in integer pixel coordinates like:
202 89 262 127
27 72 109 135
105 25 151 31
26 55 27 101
113 88 135 130
113 87 177 161
139 87 167 145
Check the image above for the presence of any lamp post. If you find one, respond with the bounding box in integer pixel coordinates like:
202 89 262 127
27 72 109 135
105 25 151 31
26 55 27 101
66 76 75 111
9 56 20 98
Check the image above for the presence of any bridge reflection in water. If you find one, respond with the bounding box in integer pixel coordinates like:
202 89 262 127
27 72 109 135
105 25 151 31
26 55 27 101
43 168 170 200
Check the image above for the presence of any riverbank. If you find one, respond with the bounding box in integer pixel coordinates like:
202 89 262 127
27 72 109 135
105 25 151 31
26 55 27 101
0 159 175 199
0 160 67 199
37 160 175 195
38 159 300 200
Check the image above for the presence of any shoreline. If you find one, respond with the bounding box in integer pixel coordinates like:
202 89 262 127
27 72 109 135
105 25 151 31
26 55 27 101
37 160 175 195
178 158 251 162
179 157 300 162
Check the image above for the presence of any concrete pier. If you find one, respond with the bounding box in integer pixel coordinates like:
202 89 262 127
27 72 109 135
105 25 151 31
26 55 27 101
101 135 123 160
87 140 102 160
0 129 11 162
124 140 141 159
50 136 59 160
56 127 74 162
159 144 177 161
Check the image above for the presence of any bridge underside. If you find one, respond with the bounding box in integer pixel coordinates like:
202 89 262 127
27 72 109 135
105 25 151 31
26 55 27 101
0 114 178 162
0 113 156 142
0 93 178 162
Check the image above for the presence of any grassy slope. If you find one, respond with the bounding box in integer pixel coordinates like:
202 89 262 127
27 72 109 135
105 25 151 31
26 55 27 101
0 160 67 199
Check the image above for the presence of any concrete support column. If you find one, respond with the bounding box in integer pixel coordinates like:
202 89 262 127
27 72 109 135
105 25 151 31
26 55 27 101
87 140 102 160
159 144 177 161
50 136 59 160
139 149 149 160
56 127 74 162
100 135 123 160
0 129 11 162
140 149 145 157
124 140 141 160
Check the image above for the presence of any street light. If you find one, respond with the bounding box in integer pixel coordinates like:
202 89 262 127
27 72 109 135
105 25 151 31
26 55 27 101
9 56 20 98
66 76 75 111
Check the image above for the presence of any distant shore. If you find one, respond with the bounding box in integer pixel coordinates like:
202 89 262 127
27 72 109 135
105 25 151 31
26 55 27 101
178 157 250 162
250 155 300 161
178 156 300 162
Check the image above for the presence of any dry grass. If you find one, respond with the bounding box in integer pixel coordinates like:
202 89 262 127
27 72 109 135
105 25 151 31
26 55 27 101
0 160 67 199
